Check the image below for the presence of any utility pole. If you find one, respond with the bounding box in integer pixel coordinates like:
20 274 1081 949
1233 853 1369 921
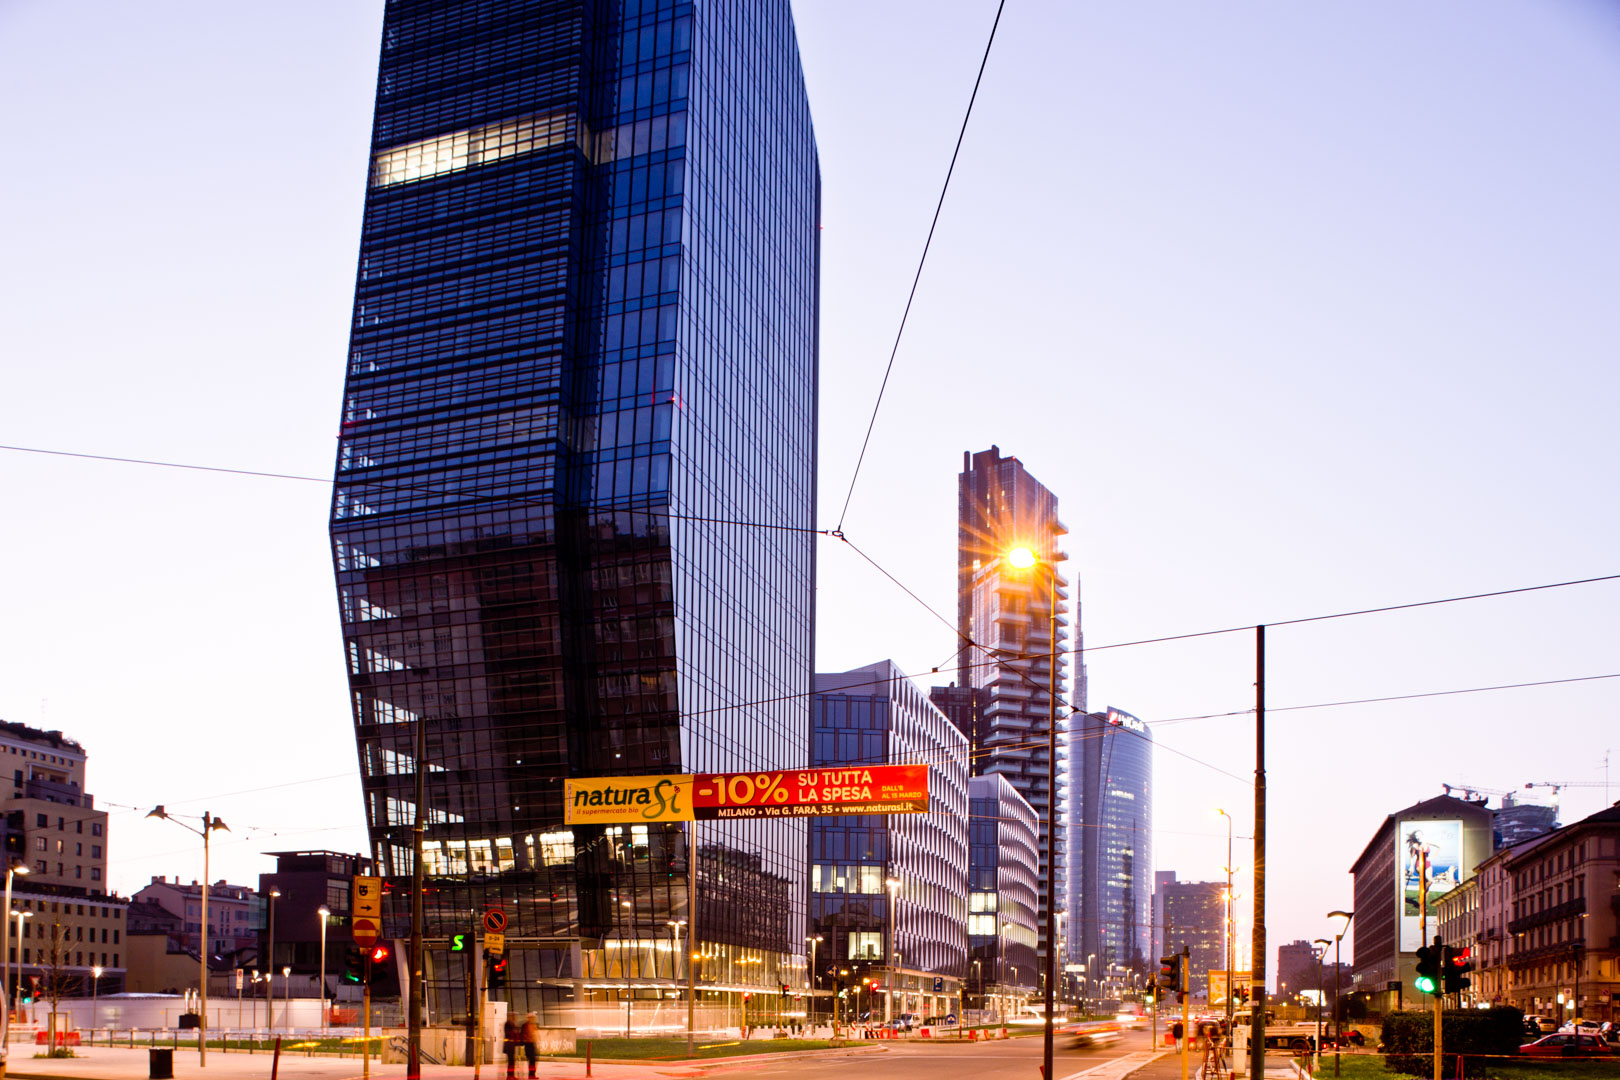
1249 626 1267 1080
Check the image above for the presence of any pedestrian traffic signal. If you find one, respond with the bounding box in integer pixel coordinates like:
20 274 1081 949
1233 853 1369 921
1157 954 1182 993
342 945 366 985
1443 946 1473 995
1414 938 1442 995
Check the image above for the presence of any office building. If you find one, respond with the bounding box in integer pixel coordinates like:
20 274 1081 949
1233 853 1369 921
966 774 1038 1016
10 892 128 998
329 0 819 1022
1151 870 1177 963
1071 708 1153 983
258 851 373 990
808 663 969 1022
948 445 1070 961
1347 793 1493 1013
1161 879 1223 1000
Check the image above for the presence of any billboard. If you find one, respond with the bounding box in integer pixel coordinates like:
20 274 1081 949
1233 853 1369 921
1207 969 1252 1004
564 765 930 824
1396 818 1462 952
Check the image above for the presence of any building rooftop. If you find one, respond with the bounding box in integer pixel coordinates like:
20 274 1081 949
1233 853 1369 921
0 720 85 755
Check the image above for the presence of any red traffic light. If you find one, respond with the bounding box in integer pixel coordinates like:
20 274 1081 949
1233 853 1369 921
369 942 392 964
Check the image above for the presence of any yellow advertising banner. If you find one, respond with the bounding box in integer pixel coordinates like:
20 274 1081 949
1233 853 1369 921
564 774 694 824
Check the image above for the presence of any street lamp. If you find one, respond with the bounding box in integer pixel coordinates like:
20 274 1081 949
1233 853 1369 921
1313 939 1331 1068
1216 808 1235 1038
805 934 821 1024
147 806 229 1065
1006 542 1058 1080
317 906 331 1033
1327 910 1354 1078
282 965 291 1025
2 862 27 1022
884 877 900 1024
264 886 281 1034
92 964 103 1034
10 909 32 1020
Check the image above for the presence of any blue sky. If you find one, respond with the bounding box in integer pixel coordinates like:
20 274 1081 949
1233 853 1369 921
1 1 1615 977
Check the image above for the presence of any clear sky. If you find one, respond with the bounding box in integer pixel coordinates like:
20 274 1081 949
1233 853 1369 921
2 1 1616 981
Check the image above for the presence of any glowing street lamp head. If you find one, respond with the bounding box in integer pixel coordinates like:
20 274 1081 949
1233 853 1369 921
1007 546 1037 570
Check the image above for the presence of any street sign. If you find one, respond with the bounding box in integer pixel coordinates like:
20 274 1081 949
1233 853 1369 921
353 875 382 918
933 977 944 992
484 932 505 956
483 909 507 933
352 917 381 948
564 765 931 824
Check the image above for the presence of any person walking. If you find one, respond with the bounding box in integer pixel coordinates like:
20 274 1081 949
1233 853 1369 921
521 1012 540 1078
502 1015 520 1080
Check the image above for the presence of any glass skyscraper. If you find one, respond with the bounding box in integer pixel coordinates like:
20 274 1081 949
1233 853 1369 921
1072 707 1153 990
329 0 819 1024
946 445 1069 961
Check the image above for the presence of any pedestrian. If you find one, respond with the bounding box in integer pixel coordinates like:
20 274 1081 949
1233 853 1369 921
502 1015 520 1080
521 1012 540 1078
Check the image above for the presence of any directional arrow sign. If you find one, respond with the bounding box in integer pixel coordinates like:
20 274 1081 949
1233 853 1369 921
353 917 380 948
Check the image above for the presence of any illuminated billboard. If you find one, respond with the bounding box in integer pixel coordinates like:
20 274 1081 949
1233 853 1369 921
1396 818 1462 952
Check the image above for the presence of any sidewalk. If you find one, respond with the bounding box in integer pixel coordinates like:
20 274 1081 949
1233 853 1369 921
1117 1046 1301 1080
3 1043 885 1080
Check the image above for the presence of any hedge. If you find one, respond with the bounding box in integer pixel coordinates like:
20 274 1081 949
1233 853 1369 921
1382 1007 1523 1079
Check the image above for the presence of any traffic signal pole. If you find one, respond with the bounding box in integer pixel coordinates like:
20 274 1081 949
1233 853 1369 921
1180 949 1190 1080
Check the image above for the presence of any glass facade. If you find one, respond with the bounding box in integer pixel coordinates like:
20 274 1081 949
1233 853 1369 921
329 0 818 1025
1072 708 1153 988
808 663 968 1020
966 774 1038 1006
952 446 1069 960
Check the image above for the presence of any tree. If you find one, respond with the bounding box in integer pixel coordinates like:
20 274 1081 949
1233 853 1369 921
39 920 82 1052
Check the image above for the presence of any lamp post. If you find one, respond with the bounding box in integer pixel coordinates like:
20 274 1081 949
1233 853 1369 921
1216 808 1235 1039
91 964 102 1034
11 909 32 1020
2 862 28 1022
805 934 821 1024
884 877 900 1024
1006 543 1058 1080
317 906 331 1033
282 965 291 1029
1313 939 1331 1068
147 807 229 1065
264 887 280 1034
1327 910 1354 1078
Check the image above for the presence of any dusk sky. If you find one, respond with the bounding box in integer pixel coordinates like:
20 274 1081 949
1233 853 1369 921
2 1 1616 981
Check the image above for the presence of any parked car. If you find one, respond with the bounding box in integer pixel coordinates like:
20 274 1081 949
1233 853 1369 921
1523 1015 1558 1036
1560 1019 1602 1036
1520 1033 1613 1057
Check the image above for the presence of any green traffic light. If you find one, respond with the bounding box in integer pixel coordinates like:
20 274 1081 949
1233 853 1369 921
1414 975 1436 993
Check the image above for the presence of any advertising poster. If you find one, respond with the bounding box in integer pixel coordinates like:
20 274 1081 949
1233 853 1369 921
1396 818 1462 951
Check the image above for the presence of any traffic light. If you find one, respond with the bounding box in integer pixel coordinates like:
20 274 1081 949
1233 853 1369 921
1443 946 1473 995
1157 954 1182 994
486 950 507 991
342 946 366 985
1414 938 1442 995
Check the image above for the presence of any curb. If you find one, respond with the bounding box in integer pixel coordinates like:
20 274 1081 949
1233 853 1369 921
548 1044 888 1067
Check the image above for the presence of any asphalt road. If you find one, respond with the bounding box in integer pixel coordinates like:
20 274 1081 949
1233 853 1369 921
703 1026 1157 1080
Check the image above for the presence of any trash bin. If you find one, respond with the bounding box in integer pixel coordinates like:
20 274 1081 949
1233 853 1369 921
149 1048 174 1079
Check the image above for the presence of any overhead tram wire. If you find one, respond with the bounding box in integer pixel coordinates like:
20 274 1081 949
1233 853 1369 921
0 443 833 539
833 0 1009 532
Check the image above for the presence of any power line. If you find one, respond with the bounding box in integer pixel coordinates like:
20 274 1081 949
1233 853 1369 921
834 0 1008 531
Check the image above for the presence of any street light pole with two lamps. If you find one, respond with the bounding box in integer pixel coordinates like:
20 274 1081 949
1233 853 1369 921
2 860 28 1022
146 807 229 1066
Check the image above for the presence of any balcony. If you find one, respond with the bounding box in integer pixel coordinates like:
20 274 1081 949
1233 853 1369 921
1506 896 1584 936
22 778 87 807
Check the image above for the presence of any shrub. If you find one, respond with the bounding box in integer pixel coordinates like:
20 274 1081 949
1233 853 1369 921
1383 1007 1522 1079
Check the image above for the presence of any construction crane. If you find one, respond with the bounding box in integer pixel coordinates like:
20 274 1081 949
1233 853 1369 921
1441 783 1510 803
1525 779 1612 811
